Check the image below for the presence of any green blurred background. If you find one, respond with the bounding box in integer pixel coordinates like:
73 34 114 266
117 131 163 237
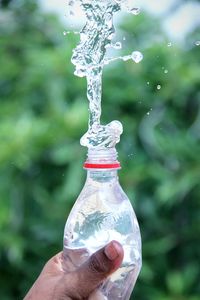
0 0 200 299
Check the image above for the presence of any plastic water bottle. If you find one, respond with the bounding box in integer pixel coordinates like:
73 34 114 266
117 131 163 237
62 148 142 299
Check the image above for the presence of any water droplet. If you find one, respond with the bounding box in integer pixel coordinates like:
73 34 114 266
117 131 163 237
147 112 150 115
123 37 126 41
157 84 161 90
63 31 68 36
129 7 140 15
105 12 112 22
113 42 122 49
131 51 143 63
167 42 172 47
122 55 130 62
75 68 85 77
164 69 168 74
195 41 200 46
108 33 115 40
147 81 150 85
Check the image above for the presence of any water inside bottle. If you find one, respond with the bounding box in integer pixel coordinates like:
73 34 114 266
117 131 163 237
62 172 142 299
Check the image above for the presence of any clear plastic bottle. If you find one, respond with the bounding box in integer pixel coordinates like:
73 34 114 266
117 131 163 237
62 148 142 299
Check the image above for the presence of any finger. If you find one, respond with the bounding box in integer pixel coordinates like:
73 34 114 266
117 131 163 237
88 289 106 300
69 240 124 299
41 252 63 276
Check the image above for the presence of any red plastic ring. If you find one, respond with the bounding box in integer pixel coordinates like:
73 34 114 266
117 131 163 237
83 162 121 169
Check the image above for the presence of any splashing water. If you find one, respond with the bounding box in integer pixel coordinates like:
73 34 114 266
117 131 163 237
69 0 142 149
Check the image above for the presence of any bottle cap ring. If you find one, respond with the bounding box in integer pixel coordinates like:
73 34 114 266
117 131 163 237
83 162 121 169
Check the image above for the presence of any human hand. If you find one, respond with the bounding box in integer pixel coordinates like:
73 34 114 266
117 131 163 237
24 240 124 300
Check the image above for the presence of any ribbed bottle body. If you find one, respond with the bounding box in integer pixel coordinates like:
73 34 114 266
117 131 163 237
62 170 141 299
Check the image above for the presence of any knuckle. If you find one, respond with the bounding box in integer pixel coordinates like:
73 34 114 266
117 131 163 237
89 253 110 274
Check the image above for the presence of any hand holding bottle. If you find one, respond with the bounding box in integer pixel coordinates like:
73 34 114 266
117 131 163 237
24 241 124 300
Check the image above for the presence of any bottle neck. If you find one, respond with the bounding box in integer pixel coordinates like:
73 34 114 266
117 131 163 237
87 169 119 183
84 148 121 170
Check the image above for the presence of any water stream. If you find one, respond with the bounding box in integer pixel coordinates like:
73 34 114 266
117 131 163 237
68 0 143 149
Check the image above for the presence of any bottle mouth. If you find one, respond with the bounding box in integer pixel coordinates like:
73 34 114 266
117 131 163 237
83 148 121 169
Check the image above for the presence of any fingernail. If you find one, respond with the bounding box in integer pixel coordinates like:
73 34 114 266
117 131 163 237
104 241 120 261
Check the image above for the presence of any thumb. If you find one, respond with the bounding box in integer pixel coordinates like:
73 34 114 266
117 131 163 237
71 240 124 298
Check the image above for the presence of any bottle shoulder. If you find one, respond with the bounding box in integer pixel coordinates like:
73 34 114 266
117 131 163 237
67 180 134 218
65 180 140 237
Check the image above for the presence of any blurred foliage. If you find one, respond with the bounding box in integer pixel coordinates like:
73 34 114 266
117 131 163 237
0 0 200 299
